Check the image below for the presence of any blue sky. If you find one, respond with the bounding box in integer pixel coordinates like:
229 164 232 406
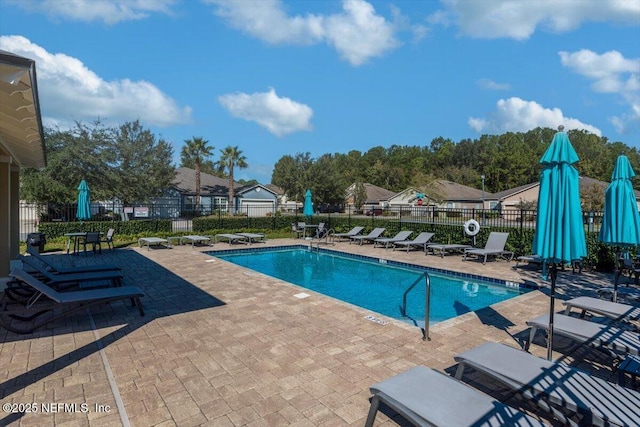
1 0 639 184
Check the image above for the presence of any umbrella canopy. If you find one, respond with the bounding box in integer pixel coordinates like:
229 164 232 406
599 154 640 246
76 179 91 220
532 129 587 360
303 189 314 216
598 154 640 301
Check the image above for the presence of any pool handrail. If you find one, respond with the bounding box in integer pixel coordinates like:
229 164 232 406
401 272 431 341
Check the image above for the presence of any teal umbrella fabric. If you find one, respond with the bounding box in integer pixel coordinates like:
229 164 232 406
303 189 314 216
532 129 587 360
598 154 640 246
76 180 91 220
598 154 640 301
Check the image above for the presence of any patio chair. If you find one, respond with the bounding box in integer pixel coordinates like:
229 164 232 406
82 231 102 255
101 228 115 251
373 230 413 249
392 232 434 252
563 296 640 328
365 365 549 427
313 222 327 239
349 227 386 245
25 246 120 273
463 232 513 264
332 226 364 242
292 222 305 239
525 313 640 359
1 268 144 334
454 342 640 427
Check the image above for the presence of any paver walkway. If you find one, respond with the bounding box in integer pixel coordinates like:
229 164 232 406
0 238 622 426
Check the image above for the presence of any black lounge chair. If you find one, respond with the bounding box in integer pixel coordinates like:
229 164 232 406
20 254 123 289
25 247 121 273
1 268 145 334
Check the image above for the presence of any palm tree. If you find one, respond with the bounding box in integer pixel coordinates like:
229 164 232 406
181 137 214 212
217 145 248 214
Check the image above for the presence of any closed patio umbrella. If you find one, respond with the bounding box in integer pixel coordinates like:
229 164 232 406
303 189 314 216
76 179 91 220
598 154 640 301
532 127 587 360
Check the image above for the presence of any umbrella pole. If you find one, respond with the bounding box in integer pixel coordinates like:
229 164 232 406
547 263 558 361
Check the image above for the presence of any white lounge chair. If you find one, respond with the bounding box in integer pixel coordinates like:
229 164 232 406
373 230 413 249
332 226 364 242
215 234 248 245
349 228 386 245
454 342 640 427
366 365 549 427
180 235 211 247
138 237 168 250
392 232 434 252
463 232 513 264
236 233 266 244
525 313 640 359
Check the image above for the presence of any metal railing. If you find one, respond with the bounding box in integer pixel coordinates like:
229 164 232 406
400 272 432 341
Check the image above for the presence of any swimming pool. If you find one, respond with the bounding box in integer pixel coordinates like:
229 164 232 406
211 247 531 324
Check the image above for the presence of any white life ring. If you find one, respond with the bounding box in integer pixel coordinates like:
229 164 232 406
464 219 480 236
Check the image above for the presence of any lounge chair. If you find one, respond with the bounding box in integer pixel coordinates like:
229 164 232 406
20 255 123 289
365 365 549 427
215 234 248 245
525 313 640 359
1 268 145 334
236 233 266 244
25 247 120 273
515 255 544 268
463 232 513 264
598 286 640 303
392 232 434 252
454 342 640 427
373 230 413 249
332 226 364 242
180 235 211 247
349 227 386 245
426 243 471 258
563 296 640 326
138 237 168 250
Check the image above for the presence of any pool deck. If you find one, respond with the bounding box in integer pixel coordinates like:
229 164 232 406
0 238 626 426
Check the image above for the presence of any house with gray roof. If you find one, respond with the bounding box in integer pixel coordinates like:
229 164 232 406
344 182 396 211
389 180 492 210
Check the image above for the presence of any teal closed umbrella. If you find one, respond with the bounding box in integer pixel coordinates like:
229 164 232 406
532 127 587 360
598 154 640 301
303 189 314 216
76 180 91 220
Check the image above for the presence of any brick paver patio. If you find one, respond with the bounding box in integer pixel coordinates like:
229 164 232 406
0 238 623 426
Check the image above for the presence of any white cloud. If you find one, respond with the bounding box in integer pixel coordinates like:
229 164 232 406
438 0 640 40
204 0 399 66
477 78 510 91
560 49 640 133
218 88 313 137
4 0 177 25
0 35 191 127
468 97 601 135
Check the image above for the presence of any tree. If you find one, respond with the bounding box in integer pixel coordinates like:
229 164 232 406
353 181 367 211
181 137 214 211
217 145 248 213
109 120 175 203
271 153 313 203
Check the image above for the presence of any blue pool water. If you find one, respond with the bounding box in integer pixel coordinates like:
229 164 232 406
213 247 530 324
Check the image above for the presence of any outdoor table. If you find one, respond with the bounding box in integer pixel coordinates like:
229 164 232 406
64 232 87 255
302 225 318 239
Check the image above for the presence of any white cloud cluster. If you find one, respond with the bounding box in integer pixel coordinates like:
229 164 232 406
437 0 640 40
218 88 313 137
468 97 601 136
477 78 510 91
0 35 191 127
560 49 640 133
204 0 399 66
5 0 177 25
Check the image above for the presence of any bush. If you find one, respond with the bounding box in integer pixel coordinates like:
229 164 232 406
38 219 172 239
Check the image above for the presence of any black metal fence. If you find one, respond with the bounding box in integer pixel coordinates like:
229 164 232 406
19 202 606 239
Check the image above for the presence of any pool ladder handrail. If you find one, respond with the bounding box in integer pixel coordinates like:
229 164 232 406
400 272 431 341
